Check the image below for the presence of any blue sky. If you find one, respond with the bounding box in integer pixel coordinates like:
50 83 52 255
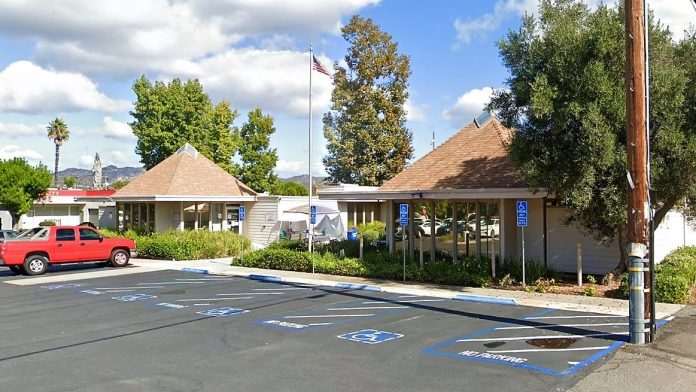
0 0 692 178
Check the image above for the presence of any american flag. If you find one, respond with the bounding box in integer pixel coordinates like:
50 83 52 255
312 55 331 77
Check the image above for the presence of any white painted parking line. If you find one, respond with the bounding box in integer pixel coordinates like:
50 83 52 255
217 292 284 296
327 306 408 311
495 322 628 330
104 289 135 293
487 346 610 354
568 361 580 365
362 301 388 304
175 278 235 281
193 304 211 306
361 299 445 304
176 297 253 302
397 295 421 298
524 315 627 320
95 286 164 290
253 288 310 291
456 332 629 342
307 322 334 326
283 314 375 319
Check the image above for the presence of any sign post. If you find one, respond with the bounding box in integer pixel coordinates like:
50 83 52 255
310 205 317 273
239 206 246 264
516 200 528 288
399 203 409 282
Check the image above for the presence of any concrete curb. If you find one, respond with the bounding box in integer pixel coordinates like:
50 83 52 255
453 293 518 306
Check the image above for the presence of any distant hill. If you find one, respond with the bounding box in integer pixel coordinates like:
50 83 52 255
281 174 328 189
57 165 144 187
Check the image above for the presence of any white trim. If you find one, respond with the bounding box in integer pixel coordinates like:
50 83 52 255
318 188 547 201
113 195 256 202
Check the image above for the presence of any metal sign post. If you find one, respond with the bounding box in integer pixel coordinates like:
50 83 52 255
400 203 409 282
239 206 246 264
310 205 317 273
516 200 528 288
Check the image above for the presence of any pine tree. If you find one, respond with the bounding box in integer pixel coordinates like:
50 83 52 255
323 16 413 186
237 108 278 192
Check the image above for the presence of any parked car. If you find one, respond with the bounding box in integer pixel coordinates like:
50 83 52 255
0 230 18 241
0 226 136 276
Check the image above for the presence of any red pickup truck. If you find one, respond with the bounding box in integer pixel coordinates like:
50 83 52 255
0 226 136 276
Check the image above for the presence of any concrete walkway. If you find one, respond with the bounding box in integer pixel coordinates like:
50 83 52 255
129 258 684 318
570 306 696 392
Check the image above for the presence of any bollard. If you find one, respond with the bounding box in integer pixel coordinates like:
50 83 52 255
577 243 583 287
419 235 424 268
359 235 364 261
628 243 647 345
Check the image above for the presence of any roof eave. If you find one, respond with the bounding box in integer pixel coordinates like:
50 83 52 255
112 195 257 202
318 188 547 201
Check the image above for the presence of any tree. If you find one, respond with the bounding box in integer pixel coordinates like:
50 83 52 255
269 180 309 196
488 1 696 271
0 159 52 226
237 108 278 192
46 118 69 186
63 176 77 188
130 76 239 173
323 16 413 186
110 179 130 190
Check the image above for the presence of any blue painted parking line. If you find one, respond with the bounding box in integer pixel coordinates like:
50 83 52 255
334 283 382 292
197 307 249 317
112 293 157 302
181 268 209 274
338 329 404 345
248 274 283 283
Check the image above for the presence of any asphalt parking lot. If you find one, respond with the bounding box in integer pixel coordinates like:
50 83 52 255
0 267 634 392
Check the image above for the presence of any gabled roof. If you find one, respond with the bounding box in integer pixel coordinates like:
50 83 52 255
378 116 526 192
113 144 256 200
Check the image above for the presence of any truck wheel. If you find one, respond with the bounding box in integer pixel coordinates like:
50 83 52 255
23 255 49 276
110 249 130 267
9 265 23 275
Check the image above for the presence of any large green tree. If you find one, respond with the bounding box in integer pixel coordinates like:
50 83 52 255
237 108 278 192
488 0 696 270
0 159 52 226
46 118 69 186
130 76 239 173
323 15 413 186
269 180 309 196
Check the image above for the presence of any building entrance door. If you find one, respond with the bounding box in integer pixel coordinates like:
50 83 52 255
224 205 241 234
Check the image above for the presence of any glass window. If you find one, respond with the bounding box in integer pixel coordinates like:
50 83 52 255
79 228 101 241
56 229 75 241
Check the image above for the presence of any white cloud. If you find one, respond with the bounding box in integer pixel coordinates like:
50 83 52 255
108 150 138 166
0 0 377 76
162 48 334 116
102 117 134 140
0 145 44 163
276 159 306 176
454 0 695 45
404 98 426 122
0 121 44 137
0 61 129 114
442 87 494 126
78 154 94 168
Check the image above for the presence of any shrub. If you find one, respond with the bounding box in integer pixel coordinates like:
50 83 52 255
267 239 307 252
240 248 312 271
583 286 598 297
586 274 597 284
101 230 250 260
39 220 56 226
357 221 386 242
498 258 552 283
655 272 690 304
533 277 555 293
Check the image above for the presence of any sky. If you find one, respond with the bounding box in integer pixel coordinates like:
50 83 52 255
0 0 694 178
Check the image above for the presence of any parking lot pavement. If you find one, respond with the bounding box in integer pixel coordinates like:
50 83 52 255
0 269 642 392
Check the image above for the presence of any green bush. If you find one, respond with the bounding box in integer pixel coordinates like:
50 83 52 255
656 272 690 304
101 229 250 260
498 258 552 283
234 248 492 287
357 221 386 242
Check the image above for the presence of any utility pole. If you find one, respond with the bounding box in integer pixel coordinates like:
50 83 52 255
624 0 652 345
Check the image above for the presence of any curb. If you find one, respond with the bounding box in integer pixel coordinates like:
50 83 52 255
453 293 518 306
248 274 283 283
181 267 209 274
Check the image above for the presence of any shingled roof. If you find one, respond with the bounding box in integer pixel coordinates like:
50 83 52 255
113 144 256 199
378 116 526 192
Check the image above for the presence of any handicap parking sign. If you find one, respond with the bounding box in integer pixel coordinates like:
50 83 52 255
310 205 317 225
338 329 404 345
399 203 409 226
112 293 157 302
516 200 528 228
239 206 246 221
197 307 249 317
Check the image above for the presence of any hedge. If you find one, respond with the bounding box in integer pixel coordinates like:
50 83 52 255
102 229 250 261
618 247 696 304
235 247 492 287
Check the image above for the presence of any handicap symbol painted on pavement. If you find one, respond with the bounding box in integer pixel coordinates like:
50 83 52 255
112 293 157 302
197 307 249 317
337 329 404 345
41 283 82 290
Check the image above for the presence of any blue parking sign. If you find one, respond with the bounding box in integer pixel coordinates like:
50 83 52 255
239 206 246 221
338 329 404 345
310 205 317 225
516 200 528 227
399 203 409 226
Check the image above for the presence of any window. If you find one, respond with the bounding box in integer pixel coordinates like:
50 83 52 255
56 229 75 241
79 228 101 241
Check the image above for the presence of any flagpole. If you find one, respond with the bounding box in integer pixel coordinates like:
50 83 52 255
308 43 314 267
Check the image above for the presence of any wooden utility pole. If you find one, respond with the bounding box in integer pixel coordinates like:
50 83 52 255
624 0 652 344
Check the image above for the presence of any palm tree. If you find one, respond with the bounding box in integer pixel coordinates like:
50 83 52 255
46 118 70 186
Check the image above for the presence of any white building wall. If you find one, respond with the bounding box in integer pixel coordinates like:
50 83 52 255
0 209 12 230
245 198 280 248
654 210 696 262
